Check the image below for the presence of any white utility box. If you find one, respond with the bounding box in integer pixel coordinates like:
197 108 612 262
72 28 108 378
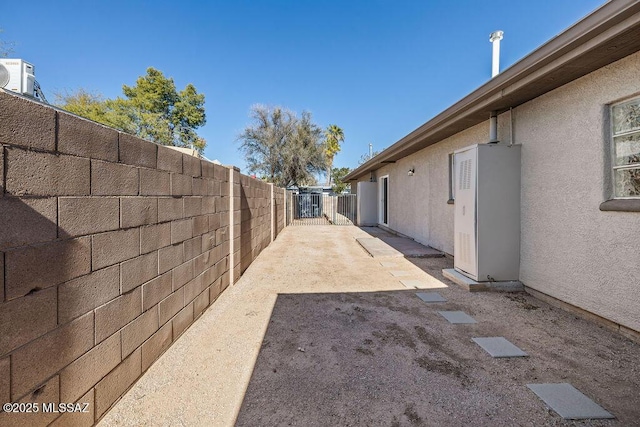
356 181 378 226
453 143 521 281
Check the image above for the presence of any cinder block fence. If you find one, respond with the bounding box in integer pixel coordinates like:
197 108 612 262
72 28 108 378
0 89 286 426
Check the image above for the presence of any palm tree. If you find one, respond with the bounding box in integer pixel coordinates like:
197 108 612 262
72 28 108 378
324 124 344 186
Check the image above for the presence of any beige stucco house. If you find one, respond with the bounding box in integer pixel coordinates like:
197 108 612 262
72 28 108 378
345 0 640 337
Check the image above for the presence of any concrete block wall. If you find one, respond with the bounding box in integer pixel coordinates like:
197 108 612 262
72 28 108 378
238 174 272 275
274 187 285 237
0 90 285 426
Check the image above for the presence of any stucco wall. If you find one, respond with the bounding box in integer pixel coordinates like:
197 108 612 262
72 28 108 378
517 50 640 332
355 50 640 334
361 116 510 255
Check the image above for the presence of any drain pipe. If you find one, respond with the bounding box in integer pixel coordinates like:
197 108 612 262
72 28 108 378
489 111 498 143
509 107 514 146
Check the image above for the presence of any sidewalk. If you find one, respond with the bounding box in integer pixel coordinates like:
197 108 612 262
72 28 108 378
99 226 640 426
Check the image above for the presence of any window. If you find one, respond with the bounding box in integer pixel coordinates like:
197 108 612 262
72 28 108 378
611 97 640 198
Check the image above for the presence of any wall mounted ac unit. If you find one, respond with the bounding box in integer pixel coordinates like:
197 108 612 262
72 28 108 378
453 143 521 281
0 58 36 96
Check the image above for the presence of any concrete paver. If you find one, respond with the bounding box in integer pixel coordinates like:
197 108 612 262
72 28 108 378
438 311 478 324
527 383 614 419
388 270 410 277
360 227 444 258
472 337 528 358
356 237 403 258
415 292 447 303
400 278 447 289
379 237 444 258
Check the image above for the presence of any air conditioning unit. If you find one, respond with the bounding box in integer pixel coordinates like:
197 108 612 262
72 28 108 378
453 143 521 281
0 58 36 96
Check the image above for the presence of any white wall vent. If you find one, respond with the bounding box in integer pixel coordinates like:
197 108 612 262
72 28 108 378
459 158 473 190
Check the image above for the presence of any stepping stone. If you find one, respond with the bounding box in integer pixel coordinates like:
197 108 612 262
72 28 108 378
357 238 403 258
380 261 397 267
438 311 477 324
415 292 447 303
401 280 416 289
527 383 614 419
389 270 410 277
419 276 449 290
400 279 429 289
472 337 527 357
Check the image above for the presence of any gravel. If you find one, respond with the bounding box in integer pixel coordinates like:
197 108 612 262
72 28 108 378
100 226 640 427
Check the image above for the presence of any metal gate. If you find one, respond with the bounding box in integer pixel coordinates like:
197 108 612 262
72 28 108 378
286 193 356 225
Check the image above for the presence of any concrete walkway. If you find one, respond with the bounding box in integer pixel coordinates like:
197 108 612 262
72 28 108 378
99 226 439 426
99 225 640 426
358 226 444 258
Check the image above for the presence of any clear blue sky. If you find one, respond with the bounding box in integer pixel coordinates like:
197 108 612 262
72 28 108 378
2 0 605 173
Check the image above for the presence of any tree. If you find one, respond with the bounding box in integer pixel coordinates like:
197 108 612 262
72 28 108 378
54 89 136 133
358 149 380 165
54 89 107 121
284 111 327 187
239 105 327 187
331 167 351 194
56 67 207 151
324 124 344 185
238 105 295 183
0 27 15 57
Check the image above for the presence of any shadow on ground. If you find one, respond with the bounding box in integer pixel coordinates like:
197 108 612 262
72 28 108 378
236 258 640 427
358 226 444 258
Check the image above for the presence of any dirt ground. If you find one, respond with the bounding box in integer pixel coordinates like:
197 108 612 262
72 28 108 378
101 226 640 427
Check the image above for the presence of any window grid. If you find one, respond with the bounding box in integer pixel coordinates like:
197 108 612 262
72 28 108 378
611 97 640 198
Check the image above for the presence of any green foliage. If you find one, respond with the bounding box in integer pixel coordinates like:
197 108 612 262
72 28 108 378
239 105 327 187
324 124 344 185
54 90 135 133
331 167 351 194
56 67 206 151
54 90 106 121
324 124 344 158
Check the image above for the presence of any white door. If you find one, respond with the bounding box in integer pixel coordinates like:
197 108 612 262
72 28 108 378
453 147 477 278
378 175 389 225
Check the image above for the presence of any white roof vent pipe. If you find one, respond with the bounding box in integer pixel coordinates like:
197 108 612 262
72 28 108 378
488 31 503 143
489 30 504 78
